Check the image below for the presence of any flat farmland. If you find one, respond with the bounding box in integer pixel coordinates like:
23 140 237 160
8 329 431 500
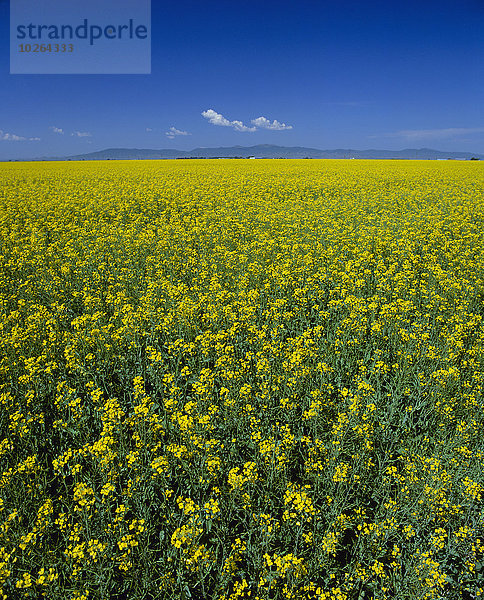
0 159 483 600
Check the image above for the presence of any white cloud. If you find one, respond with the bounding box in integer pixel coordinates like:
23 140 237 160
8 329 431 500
251 116 293 131
0 130 40 141
1 132 25 141
202 109 231 127
370 127 484 141
71 131 92 138
50 126 64 134
165 126 191 139
146 127 153 132
202 109 256 132
231 120 256 132
202 109 293 132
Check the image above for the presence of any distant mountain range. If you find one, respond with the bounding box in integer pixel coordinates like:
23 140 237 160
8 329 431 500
7 144 484 161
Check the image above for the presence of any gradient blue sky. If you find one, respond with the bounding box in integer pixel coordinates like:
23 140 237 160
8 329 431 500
1 0 483 159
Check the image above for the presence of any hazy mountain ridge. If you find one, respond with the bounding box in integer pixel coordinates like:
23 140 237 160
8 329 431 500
7 144 484 161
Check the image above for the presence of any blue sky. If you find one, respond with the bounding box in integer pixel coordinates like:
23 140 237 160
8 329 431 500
1 0 483 159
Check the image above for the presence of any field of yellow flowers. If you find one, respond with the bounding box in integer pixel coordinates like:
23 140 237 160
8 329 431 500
0 158 483 600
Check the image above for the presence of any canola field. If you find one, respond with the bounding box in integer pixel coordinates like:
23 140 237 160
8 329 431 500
0 158 483 600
